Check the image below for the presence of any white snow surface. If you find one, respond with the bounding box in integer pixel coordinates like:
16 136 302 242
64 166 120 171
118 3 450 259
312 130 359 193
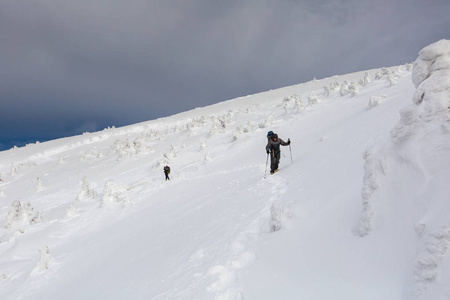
1 40 450 300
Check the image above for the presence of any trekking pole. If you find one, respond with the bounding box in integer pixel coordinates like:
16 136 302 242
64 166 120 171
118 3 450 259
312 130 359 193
264 153 269 178
289 142 293 164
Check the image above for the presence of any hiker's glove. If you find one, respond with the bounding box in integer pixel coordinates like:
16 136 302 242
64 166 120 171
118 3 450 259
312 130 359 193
267 150 270 154
287 139 291 145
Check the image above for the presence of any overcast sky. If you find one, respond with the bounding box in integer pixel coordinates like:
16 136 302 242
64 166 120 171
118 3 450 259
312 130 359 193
1 0 449 150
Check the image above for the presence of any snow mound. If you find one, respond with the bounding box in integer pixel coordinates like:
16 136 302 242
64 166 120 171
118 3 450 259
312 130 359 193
355 39 450 299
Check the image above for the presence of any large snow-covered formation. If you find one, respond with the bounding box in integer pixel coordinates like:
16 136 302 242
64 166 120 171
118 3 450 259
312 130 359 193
0 40 449 299
356 39 450 299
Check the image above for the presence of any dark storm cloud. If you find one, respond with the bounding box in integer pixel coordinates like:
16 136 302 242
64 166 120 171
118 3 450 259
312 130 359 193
1 0 449 150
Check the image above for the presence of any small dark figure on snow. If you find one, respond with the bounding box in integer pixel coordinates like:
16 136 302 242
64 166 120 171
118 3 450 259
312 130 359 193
266 131 290 175
163 166 170 181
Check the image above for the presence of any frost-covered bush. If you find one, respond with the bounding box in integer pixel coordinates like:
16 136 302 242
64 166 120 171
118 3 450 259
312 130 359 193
366 95 387 110
199 141 208 151
111 139 135 159
387 75 397 86
188 116 210 130
4 200 42 231
294 97 305 112
339 81 350 96
282 96 292 113
348 82 359 97
10 163 17 176
102 180 131 207
163 145 179 160
308 94 321 106
31 246 54 276
204 152 211 163
243 121 253 133
231 126 244 141
66 202 80 217
330 80 340 91
208 119 226 137
363 72 371 85
76 177 97 202
258 115 274 128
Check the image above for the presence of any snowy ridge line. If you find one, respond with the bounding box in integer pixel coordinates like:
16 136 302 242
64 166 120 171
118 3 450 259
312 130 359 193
0 65 409 168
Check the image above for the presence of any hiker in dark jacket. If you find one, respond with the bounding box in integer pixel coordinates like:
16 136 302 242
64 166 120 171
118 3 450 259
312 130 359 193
266 133 290 174
163 166 170 181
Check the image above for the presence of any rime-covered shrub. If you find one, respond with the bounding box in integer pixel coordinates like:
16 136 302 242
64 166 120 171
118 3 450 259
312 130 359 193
363 72 371 85
330 81 340 91
243 121 253 133
366 95 387 110
374 72 383 80
76 177 97 202
4 200 42 231
348 82 359 97
31 246 54 276
339 81 350 96
204 152 211 163
308 94 321 106
388 75 398 86
199 141 208 151
10 163 17 176
231 126 244 141
66 202 80 217
282 96 291 113
294 97 305 112
111 139 135 159
102 180 131 207
259 115 274 128
58 156 65 165
208 120 226 137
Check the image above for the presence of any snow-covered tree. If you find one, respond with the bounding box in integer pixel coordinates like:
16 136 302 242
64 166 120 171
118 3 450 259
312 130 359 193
4 200 42 231
308 94 321 106
76 177 97 202
349 82 359 97
339 81 350 96
10 163 17 176
30 246 54 276
102 180 131 207
366 95 387 110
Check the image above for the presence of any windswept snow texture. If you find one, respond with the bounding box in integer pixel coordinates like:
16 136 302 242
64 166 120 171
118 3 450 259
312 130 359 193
1 40 450 300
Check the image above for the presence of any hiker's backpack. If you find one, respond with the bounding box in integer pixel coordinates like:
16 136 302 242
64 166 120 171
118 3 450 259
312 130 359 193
164 166 170 174
270 134 280 153
267 131 274 139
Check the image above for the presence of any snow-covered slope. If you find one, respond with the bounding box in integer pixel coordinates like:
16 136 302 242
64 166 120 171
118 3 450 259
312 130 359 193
0 40 449 300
